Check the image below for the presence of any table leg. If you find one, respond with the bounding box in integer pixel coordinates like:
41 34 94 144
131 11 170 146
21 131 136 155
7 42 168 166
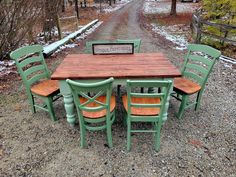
59 81 77 126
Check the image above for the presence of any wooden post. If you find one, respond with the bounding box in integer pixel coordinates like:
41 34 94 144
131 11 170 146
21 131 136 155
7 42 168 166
74 0 79 28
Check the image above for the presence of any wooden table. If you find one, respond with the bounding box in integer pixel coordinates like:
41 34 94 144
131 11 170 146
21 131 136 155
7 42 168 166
51 53 181 125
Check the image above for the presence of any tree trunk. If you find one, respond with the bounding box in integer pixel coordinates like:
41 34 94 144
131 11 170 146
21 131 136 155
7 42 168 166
100 0 102 13
170 0 177 16
62 0 66 12
56 14 62 39
74 0 79 20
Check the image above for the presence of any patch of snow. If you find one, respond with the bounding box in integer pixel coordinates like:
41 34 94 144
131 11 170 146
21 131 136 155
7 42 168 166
220 61 233 69
0 66 6 72
43 19 100 55
151 23 188 50
76 21 103 41
143 0 197 14
50 21 103 56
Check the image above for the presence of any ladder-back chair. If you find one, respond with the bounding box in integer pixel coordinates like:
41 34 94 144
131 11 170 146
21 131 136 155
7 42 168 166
122 80 172 151
172 44 221 119
10 45 60 121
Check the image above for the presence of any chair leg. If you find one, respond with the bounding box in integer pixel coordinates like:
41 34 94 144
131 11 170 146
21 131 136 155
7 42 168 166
154 122 161 152
176 94 189 119
28 94 36 113
45 97 57 121
127 117 131 151
195 91 203 111
80 122 87 148
106 121 113 148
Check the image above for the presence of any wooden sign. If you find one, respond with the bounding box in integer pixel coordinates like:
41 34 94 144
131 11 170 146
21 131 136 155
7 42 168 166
92 43 134 55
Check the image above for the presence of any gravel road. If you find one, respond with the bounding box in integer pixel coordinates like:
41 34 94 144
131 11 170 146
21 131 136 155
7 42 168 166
0 0 235 176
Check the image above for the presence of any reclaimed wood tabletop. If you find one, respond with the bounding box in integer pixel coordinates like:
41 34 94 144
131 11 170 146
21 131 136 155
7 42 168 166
51 53 181 80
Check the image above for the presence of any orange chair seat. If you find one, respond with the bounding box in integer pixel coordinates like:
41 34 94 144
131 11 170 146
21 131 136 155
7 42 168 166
122 95 160 116
79 95 116 119
31 80 59 97
174 77 201 95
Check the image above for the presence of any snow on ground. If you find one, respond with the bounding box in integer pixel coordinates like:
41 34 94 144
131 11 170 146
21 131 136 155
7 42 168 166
99 0 132 13
143 0 199 50
143 0 197 14
52 21 103 55
151 23 188 50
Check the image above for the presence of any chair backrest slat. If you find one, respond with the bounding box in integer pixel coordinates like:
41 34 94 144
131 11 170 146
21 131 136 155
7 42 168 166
10 45 43 60
130 92 165 98
185 63 208 75
19 56 44 68
24 65 46 78
188 54 212 66
131 103 162 108
182 44 221 86
187 44 221 58
28 73 49 86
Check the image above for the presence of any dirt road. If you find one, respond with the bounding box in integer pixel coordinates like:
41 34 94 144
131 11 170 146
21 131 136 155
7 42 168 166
86 0 169 53
0 0 235 176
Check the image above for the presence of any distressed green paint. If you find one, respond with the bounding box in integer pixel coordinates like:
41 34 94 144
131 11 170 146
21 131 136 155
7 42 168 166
66 77 115 148
172 44 221 119
10 45 60 121
124 80 172 152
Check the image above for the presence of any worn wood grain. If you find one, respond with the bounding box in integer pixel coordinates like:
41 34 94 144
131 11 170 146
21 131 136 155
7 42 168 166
51 53 181 79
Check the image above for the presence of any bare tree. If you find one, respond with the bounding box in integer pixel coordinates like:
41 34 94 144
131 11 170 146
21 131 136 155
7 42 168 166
43 0 63 41
0 0 42 60
170 0 177 16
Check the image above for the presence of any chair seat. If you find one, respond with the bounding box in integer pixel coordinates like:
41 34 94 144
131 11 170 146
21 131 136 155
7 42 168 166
80 95 116 119
31 80 59 97
174 77 201 94
122 95 160 116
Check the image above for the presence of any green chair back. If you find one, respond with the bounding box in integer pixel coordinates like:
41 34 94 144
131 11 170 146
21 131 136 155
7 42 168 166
124 80 172 151
181 44 221 87
10 45 50 89
85 40 110 54
10 45 59 121
172 44 221 119
116 39 141 53
66 77 115 148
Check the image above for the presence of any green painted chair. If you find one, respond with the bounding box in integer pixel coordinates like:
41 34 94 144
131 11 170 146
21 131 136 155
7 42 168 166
10 45 61 121
116 39 141 53
171 44 221 119
85 40 110 54
66 77 116 148
122 80 172 151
